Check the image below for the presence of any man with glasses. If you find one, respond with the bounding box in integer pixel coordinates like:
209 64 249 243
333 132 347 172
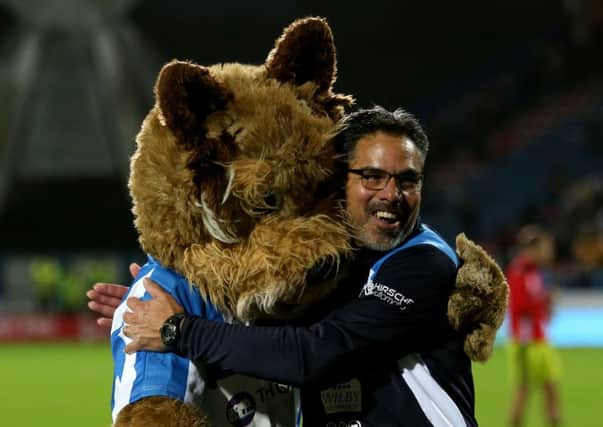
92 106 478 426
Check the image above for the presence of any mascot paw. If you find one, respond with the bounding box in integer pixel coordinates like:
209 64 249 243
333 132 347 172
449 233 509 362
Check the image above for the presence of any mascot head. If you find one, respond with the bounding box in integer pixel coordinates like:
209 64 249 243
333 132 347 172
129 17 354 321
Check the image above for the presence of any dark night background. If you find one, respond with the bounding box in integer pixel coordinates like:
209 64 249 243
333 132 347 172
0 0 601 284
0 4 602 425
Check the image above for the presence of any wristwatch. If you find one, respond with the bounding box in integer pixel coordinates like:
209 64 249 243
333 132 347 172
160 312 186 349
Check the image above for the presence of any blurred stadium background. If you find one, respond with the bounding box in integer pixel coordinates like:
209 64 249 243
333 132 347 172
0 0 601 426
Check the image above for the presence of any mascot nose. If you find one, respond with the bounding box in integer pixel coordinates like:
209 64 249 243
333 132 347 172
306 257 338 286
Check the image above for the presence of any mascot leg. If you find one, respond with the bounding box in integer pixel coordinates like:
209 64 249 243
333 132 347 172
114 397 208 427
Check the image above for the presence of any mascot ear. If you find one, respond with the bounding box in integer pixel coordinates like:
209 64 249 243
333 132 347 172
154 61 235 212
265 17 337 94
155 60 233 143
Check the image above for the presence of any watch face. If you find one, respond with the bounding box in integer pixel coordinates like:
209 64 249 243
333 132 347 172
160 313 184 347
161 323 177 345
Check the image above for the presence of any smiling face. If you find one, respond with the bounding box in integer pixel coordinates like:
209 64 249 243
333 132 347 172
345 131 424 251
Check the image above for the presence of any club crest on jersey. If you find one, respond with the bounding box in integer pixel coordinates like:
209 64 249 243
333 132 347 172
226 391 256 426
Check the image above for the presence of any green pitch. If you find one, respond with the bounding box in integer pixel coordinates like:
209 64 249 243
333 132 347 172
475 346 602 427
0 342 113 427
0 343 600 426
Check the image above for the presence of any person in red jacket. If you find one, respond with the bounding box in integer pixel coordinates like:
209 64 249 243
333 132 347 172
506 224 561 427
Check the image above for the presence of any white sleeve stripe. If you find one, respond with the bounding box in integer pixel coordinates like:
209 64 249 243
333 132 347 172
111 270 153 334
183 361 205 407
399 353 466 427
111 271 154 421
112 352 137 421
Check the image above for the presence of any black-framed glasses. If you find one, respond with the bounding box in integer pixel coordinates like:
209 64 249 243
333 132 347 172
348 168 423 192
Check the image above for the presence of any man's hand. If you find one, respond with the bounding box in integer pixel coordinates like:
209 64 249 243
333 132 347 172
123 278 184 354
87 263 141 329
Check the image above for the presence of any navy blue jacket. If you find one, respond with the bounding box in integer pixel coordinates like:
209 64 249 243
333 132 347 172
177 223 477 426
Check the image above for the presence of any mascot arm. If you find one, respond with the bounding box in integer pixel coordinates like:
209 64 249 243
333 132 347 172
112 262 204 420
450 234 509 362
176 246 454 386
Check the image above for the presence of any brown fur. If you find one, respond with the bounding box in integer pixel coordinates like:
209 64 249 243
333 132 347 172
449 233 509 362
115 397 208 427
265 16 353 121
131 60 353 321
117 17 353 426
130 19 355 322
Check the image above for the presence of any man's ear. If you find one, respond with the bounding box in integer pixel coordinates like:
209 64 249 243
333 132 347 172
155 60 233 145
265 17 337 94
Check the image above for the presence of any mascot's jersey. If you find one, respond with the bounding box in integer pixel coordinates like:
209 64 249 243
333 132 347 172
110 256 298 427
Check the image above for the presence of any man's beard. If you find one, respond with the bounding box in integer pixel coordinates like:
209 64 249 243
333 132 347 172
355 202 420 252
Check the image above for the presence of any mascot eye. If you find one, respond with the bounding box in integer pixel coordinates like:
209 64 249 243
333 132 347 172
263 194 281 210
249 193 282 217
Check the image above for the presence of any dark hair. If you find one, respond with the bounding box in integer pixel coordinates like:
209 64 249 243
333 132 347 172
517 224 553 248
334 106 429 163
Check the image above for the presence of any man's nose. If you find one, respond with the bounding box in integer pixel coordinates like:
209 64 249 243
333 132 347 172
377 176 402 201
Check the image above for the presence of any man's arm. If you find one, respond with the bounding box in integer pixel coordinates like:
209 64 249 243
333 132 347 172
165 245 455 386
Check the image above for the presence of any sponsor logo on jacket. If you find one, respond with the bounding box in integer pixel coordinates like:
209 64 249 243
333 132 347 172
320 380 362 414
360 279 414 310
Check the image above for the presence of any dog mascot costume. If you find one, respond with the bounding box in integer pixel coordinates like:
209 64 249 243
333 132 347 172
110 17 508 427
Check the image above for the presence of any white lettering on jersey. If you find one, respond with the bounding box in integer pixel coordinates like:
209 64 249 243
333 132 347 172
360 279 415 310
